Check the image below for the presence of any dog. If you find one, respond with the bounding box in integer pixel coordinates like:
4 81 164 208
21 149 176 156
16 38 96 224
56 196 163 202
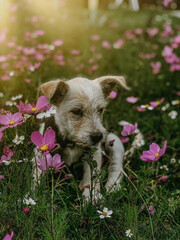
35 76 129 201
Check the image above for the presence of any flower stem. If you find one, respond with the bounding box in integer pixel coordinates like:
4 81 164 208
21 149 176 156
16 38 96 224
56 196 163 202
51 172 54 239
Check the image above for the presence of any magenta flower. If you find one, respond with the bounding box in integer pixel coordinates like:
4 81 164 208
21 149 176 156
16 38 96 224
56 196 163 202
102 41 111 49
108 91 117 99
31 129 56 155
150 97 165 108
38 153 66 173
136 106 146 112
65 173 73 180
158 176 168 182
24 207 30 214
0 112 23 131
16 96 50 114
121 123 138 136
120 137 129 143
3 232 14 240
0 175 4 179
150 61 161 74
147 27 159 37
163 0 173 7
0 131 3 141
148 205 155 215
140 141 167 162
126 96 138 103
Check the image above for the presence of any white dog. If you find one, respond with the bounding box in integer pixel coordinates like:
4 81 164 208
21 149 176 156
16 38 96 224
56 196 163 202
37 76 129 201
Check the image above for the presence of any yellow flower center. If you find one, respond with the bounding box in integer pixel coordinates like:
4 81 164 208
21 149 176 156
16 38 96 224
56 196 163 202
9 120 15 125
145 104 149 108
154 152 159 158
40 144 49 152
30 107 38 112
6 150 10 154
128 133 130 135
17 137 20 141
156 101 160 105
10 159 14 162
102 212 107 216
29 201 32 204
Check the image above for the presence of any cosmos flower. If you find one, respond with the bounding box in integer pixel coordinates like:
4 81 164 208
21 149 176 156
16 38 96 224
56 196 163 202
125 229 133 238
0 175 4 179
121 123 138 136
65 173 73 180
37 153 66 173
126 96 138 103
168 110 177 119
3 232 14 240
148 205 155 215
0 113 23 131
150 97 165 108
36 107 56 119
23 197 36 206
31 129 56 155
97 207 113 219
140 141 167 162
150 61 161 74
140 104 154 110
16 96 50 114
24 207 30 214
108 91 117 99
158 176 168 182
12 135 25 145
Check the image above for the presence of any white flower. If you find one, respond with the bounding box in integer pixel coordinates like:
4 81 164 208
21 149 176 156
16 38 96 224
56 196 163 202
11 94 23 101
161 103 170 111
9 71 14 76
36 107 56 119
0 92 4 98
125 229 133 238
171 100 179 105
170 158 176 163
141 104 154 110
97 207 113 219
160 165 169 171
23 197 36 206
12 135 25 145
18 158 28 163
168 110 177 119
3 160 11 165
134 139 145 147
48 45 55 50
5 100 17 106
23 114 31 122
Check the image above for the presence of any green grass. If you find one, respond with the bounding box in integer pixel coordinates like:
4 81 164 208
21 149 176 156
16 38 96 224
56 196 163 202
0 3 180 240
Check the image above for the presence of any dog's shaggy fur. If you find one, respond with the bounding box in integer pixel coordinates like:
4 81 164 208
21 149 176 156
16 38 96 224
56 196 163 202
36 76 129 201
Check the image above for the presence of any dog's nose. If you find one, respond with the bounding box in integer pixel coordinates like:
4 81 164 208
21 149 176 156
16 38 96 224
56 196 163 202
90 131 103 145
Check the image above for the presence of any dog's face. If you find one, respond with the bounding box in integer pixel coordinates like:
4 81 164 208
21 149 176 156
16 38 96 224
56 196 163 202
40 76 128 147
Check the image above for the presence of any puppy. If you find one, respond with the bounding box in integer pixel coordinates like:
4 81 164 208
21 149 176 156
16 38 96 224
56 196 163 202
37 76 128 201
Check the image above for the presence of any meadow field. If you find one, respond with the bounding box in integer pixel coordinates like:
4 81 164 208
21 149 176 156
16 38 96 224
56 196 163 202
0 1 180 239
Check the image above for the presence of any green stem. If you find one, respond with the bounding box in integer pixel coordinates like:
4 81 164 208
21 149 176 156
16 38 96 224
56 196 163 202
51 172 54 239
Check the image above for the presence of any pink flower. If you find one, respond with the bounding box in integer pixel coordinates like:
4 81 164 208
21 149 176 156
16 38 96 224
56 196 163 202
38 153 66 173
147 28 159 37
134 28 142 35
150 61 161 74
91 34 100 41
126 96 138 103
0 175 4 179
0 131 3 141
16 96 50 114
163 0 173 7
65 173 73 180
158 176 168 182
113 39 124 48
140 141 167 162
31 129 56 155
174 35 180 44
120 137 129 143
148 205 155 215
170 64 180 72
121 123 138 136
3 232 14 240
52 40 63 46
71 49 80 55
141 205 145 211
136 106 146 112
24 207 30 214
108 91 117 99
102 41 111 50
0 113 23 131
150 97 165 108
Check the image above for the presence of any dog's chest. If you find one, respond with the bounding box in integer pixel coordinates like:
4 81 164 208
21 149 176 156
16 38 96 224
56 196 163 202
61 147 84 166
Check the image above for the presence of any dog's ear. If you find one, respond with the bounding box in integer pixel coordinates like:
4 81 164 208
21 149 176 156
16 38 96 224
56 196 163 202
94 76 129 98
40 80 69 105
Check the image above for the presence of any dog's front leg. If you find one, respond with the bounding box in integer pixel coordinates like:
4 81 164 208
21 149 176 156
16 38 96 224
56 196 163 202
79 145 102 202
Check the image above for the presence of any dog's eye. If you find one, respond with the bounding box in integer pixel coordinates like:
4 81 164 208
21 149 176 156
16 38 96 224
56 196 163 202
71 109 83 116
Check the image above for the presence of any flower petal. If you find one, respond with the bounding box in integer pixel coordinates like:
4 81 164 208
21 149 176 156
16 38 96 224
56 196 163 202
31 131 43 147
36 96 49 109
